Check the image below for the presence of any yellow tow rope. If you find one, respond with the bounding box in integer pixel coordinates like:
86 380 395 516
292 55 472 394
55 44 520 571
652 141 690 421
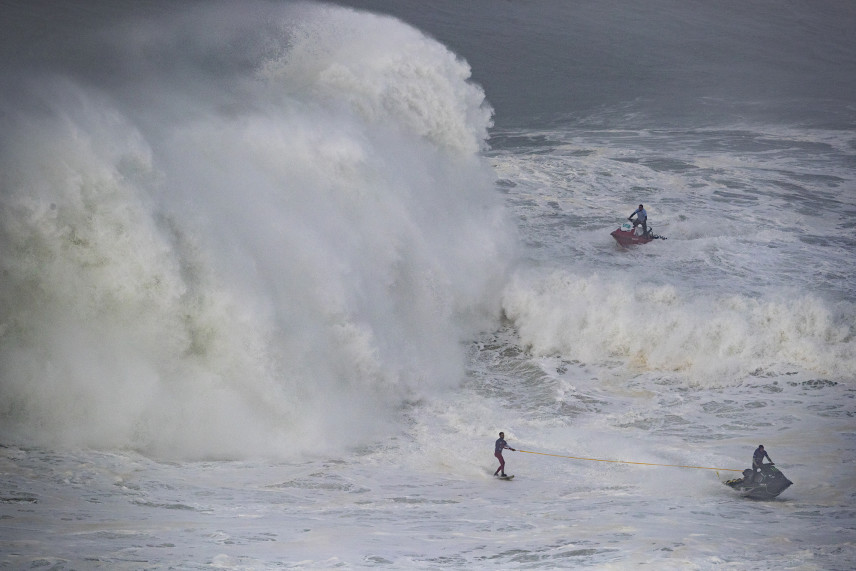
516 449 743 473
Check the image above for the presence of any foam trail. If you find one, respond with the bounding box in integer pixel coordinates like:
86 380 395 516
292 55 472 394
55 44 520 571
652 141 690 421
0 2 516 459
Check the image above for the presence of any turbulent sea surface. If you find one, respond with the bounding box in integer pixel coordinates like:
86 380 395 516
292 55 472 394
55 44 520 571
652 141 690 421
1 1 855 568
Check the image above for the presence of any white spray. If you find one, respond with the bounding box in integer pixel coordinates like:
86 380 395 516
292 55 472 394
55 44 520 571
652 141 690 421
0 3 516 459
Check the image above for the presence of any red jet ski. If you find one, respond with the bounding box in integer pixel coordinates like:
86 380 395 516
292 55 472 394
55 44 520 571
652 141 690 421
611 221 665 246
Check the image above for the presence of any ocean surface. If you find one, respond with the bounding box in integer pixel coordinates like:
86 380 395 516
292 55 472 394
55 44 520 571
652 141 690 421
1 1 855 568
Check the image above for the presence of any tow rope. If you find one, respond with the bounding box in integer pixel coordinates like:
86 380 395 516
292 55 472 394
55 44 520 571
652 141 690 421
516 449 743 472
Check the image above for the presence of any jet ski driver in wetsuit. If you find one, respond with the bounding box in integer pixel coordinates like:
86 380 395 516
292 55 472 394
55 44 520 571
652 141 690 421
753 444 774 473
629 204 648 237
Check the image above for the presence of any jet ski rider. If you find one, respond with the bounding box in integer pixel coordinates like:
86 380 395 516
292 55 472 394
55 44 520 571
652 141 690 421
753 444 774 473
629 204 648 236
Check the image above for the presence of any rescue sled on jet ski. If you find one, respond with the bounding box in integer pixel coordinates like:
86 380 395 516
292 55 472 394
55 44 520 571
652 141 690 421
611 221 666 247
724 464 793 499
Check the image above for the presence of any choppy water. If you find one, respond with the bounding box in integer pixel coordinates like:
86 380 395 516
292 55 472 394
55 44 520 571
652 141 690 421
1 1 855 568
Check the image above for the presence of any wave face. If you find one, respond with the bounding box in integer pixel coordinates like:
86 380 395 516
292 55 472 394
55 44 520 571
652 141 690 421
0 2 516 459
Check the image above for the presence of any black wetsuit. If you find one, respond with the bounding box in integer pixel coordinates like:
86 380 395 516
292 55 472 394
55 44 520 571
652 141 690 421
753 446 772 472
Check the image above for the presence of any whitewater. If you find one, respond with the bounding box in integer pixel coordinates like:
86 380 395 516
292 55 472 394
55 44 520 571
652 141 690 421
1 1 855 568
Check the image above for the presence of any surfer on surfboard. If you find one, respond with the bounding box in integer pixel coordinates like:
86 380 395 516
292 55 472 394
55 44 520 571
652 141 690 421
494 432 515 477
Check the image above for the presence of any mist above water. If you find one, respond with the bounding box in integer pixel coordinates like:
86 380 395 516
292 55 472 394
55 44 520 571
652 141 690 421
0 2 516 459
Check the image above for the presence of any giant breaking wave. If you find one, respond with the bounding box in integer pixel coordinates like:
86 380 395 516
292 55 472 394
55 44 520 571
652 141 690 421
0 2 516 459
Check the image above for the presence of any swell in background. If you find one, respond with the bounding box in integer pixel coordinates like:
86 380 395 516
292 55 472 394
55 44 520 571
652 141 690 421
0 2 516 459
336 0 856 129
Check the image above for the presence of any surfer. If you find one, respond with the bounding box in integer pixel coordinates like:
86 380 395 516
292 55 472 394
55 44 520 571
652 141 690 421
752 444 774 473
494 432 515 477
629 204 648 236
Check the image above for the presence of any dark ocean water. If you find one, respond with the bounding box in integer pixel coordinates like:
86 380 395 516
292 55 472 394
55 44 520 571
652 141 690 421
337 0 856 129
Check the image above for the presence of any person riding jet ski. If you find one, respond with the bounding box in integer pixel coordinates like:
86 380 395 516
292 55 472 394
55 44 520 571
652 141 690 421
629 204 648 237
724 445 792 499
753 444 773 473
